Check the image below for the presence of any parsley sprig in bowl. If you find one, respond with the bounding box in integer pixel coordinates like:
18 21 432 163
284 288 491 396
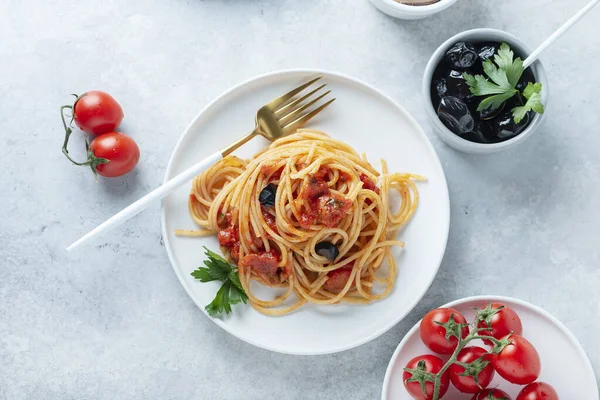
463 43 544 124
423 28 549 154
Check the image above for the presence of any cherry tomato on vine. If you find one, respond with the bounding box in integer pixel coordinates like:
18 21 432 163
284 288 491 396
88 132 140 177
73 91 124 134
448 346 495 393
420 308 469 354
516 382 559 400
476 303 523 347
402 354 449 400
492 334 541 385
471 388 512 400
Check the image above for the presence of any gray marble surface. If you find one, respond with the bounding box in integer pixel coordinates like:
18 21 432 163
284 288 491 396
1 0 599 398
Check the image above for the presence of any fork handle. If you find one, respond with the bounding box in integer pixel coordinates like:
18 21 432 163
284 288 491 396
222 129 258 156
66 150 223 252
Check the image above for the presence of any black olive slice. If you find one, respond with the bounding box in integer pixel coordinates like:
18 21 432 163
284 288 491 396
315 241 339 261
259 183 277 207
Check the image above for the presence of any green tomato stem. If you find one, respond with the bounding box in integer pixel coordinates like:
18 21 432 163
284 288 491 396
60 105 88 166
430 330 500 400
59 104 109 173
471 335 503 346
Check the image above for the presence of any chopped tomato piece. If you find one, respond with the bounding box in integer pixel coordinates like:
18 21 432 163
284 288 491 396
240 250 280 284
360 173 380 194
339 172 352 182
299 207 318 229
230 242 240 261
260 164 284 181
296 172 351 228
218 226 240 260
261 206 278 233
314 166 330 180
217 212 233 229
317 194 352 227
216 206 234 229
217 226 238 246
323 266 353 293
301 177 329 200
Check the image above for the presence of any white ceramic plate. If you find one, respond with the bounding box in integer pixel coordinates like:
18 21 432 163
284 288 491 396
382 296 598 399
161 69 450 355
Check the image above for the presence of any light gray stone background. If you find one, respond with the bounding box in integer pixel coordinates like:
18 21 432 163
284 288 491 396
1 0 599 398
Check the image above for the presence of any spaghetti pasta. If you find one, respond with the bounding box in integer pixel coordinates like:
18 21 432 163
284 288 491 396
177 129 422 316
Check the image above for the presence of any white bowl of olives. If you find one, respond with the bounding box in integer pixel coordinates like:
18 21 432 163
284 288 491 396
369 0 458 20
423 28 549 154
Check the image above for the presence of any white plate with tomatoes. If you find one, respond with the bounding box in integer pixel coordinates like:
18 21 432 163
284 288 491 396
161 69 450 355
381 295 598 400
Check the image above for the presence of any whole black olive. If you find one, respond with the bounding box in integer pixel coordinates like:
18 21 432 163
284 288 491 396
444 42 478 70
477 43 499 63
259 183 277 207
437 96 475 135
445 70 473 101
494 111 531 140
315 241 339 262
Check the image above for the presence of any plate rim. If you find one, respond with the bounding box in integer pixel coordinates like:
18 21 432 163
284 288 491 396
380 295 599 399
160 68 450 355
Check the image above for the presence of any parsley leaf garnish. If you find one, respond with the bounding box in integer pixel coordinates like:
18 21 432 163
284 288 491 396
463 73 511 96
493 43 524 87
190 246 248 317
463 61 518 113
512 82 545 123
202 248 232 282
463 42 544 123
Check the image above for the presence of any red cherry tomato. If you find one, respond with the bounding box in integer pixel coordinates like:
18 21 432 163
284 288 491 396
477 303 523 346
492 334 541 385
420 308 469 354
448 346 495 393
472 388 513 400
73 91 124 134
516 382 559 400
89 132 140 177
402 354 449 400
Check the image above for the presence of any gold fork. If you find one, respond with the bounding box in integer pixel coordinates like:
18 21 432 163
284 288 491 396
67 77 335 251
223 76 334 155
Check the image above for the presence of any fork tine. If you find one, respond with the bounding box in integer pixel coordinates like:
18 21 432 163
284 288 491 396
275 84 327 116
267 76 322 110
283 98 336 134
278 90 331 125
